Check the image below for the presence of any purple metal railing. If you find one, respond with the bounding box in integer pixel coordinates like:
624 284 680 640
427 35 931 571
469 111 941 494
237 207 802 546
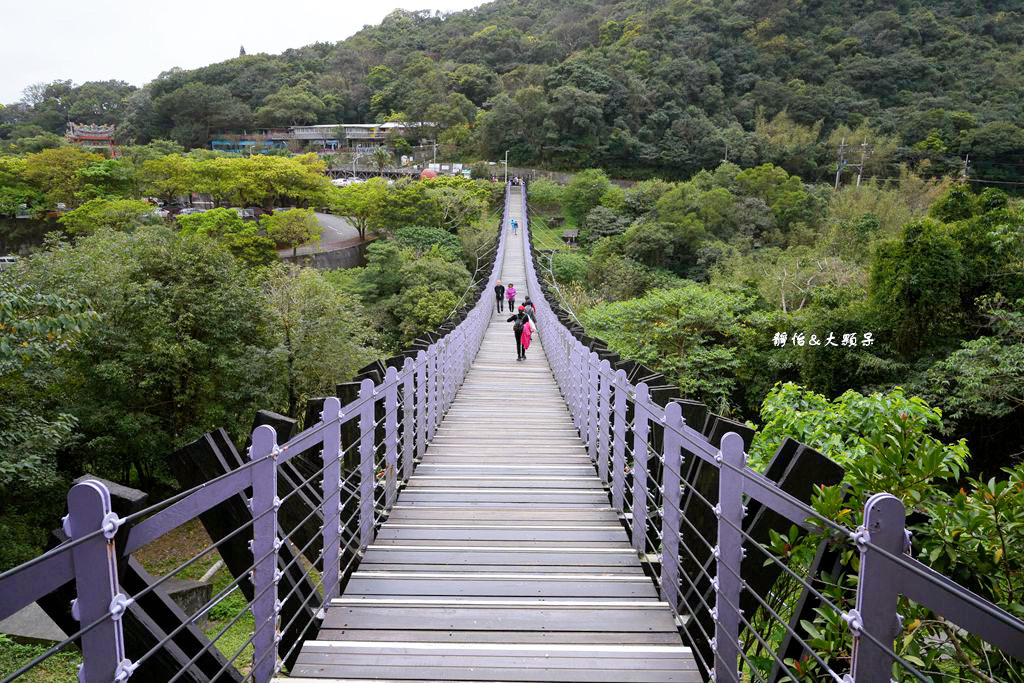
519 183 1024 682
0 187 512 683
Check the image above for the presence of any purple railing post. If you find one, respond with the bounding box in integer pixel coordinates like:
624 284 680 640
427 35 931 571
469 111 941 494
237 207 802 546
598 359 611 486
631 383 651 555
850 493 906 682
714 432 746 683
611 369 628 513
415 351 427 460
587 352 599 464
358 378 376 550
320 397 342 610
427 344 438 441
402 358 415 481
66 480 128 683
384 366 399 510
660 402 683 613
250 424 279 683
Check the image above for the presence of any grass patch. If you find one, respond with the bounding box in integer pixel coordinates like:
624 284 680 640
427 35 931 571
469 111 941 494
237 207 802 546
0 636 80 682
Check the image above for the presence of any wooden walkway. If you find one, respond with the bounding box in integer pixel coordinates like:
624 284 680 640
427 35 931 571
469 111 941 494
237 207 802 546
280 188 699 681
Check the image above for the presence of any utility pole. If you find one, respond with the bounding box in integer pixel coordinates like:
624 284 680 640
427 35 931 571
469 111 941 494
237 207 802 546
854 141 871 187
504 150 509 184
432 139 437 164
834 137 848 190
961 154 970 182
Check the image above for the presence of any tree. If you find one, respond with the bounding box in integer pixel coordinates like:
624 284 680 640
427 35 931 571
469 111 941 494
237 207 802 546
330 177 388 240
58 197 157 235
23 146 104 207
0 280 98 567
254 85 325 127
154 82 252 148
580 284 754 410
264 264 378 416
564 169 612 224
75 159 137 199
261 208 320 257
870 218 964 356
177 208 277 267
369 146 393 174
19 226 279 485
138 155 197 204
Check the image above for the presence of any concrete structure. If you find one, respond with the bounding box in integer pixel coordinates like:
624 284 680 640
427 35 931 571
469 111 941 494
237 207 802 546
211 122 425 154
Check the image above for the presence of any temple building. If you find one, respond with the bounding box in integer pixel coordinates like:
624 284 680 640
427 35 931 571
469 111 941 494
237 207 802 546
66 123 118 156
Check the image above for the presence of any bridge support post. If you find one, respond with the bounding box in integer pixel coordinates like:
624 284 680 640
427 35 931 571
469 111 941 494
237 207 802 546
598 359 611 486
714 432 745 683
611 369 628 513
660 402 684 612
250 424 279 683
66 480 128 683
358 378 376 550
631 383 651 555
402 358 415 482
850 493 905 682
384 366 400 510
320 397 342 609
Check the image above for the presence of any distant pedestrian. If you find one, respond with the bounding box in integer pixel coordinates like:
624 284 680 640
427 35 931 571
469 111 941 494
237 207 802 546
505 283 516 311
511 218 518 235
507 305 531 361
494 280 505 313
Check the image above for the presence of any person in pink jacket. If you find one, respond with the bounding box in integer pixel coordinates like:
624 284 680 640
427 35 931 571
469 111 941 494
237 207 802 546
505 283 516 310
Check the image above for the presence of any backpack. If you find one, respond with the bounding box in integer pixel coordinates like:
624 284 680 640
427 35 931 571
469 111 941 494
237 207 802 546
513 314 527 333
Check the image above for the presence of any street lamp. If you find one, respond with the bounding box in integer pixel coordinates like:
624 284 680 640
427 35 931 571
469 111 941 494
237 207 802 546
504 150 509 184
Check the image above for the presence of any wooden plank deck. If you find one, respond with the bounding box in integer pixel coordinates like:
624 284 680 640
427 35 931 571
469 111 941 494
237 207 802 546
277 187 699 682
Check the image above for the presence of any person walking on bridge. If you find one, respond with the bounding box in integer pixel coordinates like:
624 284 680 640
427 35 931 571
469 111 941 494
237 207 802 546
494 280 505 313
505 282 516 311
511 217 518 235
507 305 532 361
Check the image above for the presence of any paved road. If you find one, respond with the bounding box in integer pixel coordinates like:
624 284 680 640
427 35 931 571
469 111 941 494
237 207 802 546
277 212 362 257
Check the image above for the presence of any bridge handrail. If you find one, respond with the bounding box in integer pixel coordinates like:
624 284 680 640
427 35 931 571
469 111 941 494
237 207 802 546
519 182 1024 682
0 185 513 683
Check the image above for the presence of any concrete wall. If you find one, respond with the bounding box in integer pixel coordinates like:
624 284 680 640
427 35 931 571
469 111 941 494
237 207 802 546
282 239 372 270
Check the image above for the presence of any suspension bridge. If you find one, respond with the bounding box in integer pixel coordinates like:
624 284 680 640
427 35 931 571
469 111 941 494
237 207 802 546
0 183 1021 683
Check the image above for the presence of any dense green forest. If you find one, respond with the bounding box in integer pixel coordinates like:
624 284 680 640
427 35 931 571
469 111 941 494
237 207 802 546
3 0 1024 183
532 167 1024 680
0 145 499 567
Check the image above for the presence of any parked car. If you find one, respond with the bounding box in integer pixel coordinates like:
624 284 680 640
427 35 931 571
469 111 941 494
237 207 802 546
178 207 208 216
0 255 19 270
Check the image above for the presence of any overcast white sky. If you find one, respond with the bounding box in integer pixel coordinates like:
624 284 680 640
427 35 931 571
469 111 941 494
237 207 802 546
0 0 486 103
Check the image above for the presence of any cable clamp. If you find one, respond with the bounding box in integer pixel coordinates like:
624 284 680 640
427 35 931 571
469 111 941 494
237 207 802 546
70 598 80 621
715 450 723 464
113 659 136 682
903 529 913 554
710 606 718 620
273 539 282 551
109 593 132 621
713 504 721 519
842 609 863 636
61 514 72 538
850 526 871 550
272 496 282 511
101 512 125 540
712 545 720 560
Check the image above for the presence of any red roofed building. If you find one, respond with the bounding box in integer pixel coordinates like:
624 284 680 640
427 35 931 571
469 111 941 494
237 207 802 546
66 122 118 157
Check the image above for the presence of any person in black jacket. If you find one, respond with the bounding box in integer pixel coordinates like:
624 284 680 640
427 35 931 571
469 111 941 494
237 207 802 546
494 280 505 312
507 306 530 360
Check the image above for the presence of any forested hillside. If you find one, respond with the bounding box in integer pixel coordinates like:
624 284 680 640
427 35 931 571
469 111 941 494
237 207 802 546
3 0 1024 182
